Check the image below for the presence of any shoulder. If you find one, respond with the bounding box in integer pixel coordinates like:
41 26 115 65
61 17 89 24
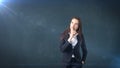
60 32 69 41
77 33 85 41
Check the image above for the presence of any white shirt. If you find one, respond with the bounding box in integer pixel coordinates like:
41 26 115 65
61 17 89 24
67 33 78 58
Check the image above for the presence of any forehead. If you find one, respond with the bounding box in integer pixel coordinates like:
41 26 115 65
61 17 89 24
71 18 79 23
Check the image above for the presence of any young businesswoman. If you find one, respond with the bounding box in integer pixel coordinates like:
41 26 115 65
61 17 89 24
60 17 87 68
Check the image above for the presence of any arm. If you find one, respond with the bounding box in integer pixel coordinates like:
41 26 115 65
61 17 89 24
81 34 88 63
60 38 72 52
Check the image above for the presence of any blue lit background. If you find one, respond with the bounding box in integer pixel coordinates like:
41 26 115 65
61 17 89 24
0 0 120 68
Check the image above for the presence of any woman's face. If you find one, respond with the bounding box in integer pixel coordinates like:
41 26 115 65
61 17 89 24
70 18 79 31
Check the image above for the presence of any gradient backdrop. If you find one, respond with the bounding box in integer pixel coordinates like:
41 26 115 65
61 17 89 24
0 0 120 68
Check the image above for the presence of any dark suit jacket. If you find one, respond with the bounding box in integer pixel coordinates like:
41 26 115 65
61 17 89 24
60 33 87 63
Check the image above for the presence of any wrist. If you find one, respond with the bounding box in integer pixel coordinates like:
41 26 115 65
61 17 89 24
68 38 71 43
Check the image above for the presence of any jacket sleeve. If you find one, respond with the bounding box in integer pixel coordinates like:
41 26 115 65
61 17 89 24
81 34 88 62
59 38 72 52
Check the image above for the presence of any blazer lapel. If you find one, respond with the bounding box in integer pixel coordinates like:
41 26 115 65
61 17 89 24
74 35 80 49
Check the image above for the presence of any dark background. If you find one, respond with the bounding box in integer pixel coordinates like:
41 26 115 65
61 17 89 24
0 0 120 68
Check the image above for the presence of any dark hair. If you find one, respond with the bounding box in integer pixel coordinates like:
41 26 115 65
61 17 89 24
60 17 83 41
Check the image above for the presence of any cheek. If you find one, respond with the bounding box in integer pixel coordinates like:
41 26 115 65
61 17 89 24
70 23 73 27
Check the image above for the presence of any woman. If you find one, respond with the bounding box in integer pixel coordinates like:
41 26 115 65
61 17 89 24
60 17 87 68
